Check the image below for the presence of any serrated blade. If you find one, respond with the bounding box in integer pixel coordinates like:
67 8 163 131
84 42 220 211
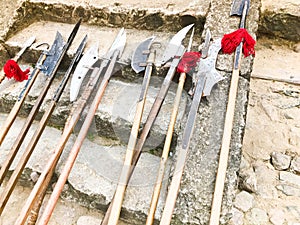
231 0 250 16
160 24 194 64
131 36 155 73
70 43 99 102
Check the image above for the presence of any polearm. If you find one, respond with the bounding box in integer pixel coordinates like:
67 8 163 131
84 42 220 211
14 43 101 225
36 28 126 225
159 31 224 224
209 1 250 224
11 35 88 225
105 37 156 225
101 24 193 225
145 28 195 225
0 36 35 84
0 32 65 185
0 20 82 215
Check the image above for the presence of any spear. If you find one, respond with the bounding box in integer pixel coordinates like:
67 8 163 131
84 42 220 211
101 24 194 225
159 30 224 224
0 20 82 215
0 36 35 84
146 28 195 225
12 35 88 225
209 1 250 224
36 28 126 225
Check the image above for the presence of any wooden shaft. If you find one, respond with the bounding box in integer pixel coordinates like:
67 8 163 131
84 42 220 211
37 51 119 225
0 101 56 215
0 54 46 146
146 72 186 225
0 69 5 84
107 60 153 225
0 68 54 185
159 74 206 225
209 42 243 225
101 52 183 225
14 67 102 225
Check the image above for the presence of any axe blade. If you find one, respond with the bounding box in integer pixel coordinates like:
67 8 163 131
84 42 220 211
230 0 250 16
131 36 155 73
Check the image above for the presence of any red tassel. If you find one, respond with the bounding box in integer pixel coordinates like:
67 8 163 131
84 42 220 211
3 59 30 82
177 52 201 73
221 28 256 57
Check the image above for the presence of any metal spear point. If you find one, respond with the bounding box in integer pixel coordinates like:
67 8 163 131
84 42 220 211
36 28 126 225
209 1 250 224
159 30 223 225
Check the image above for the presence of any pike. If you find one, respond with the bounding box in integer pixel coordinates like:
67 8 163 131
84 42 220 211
159 30 224 224
105 36 157 225
0 20 81 187
146 28 195 225
209 1 250 224
0 20 82 215
13 35 88 225
0 36 35 84
101 24 194 225
36 28 126 225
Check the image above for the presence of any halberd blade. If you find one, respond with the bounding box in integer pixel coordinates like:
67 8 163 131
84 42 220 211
70 43 99 102
231 0 250 16
160 24 194 65
39 32 65 76
131 36 155 73
201 29 212 59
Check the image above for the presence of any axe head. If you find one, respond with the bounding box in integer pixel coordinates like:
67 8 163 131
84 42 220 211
131 36 155 73
230 0 250 16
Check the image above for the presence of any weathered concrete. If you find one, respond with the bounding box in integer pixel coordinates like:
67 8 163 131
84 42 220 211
0 0 263 224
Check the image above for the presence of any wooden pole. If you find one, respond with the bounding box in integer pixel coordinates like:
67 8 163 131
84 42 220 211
36 50 120 225
146 72 186 225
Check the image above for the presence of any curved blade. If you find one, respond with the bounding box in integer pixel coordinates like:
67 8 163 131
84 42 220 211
70 43 99 102
161 24 194 64
131 36 155 73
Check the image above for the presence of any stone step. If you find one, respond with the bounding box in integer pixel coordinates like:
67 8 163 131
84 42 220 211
0 113 171 223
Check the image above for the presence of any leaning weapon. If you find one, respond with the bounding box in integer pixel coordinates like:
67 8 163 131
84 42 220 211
146 28 195 225
159 30 224 225
105 36 156 225
13 36 89 225
0 20 81 188
0 36 35 84
0 20 82 216
209 0 251 224
36 28 126 225
14 41 101 225
101 24 194 225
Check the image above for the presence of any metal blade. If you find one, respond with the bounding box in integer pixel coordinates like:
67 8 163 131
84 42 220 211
201 29 211 59
14 36 36 61
131 36 155 73
106 28 126 59
70 43 99 102
160 24 194 64
39 32 65 76
231 0 250 16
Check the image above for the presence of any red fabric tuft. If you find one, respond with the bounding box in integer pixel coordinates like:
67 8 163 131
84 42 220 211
3 59 30 82
177 52 201 73
221 28 256 57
